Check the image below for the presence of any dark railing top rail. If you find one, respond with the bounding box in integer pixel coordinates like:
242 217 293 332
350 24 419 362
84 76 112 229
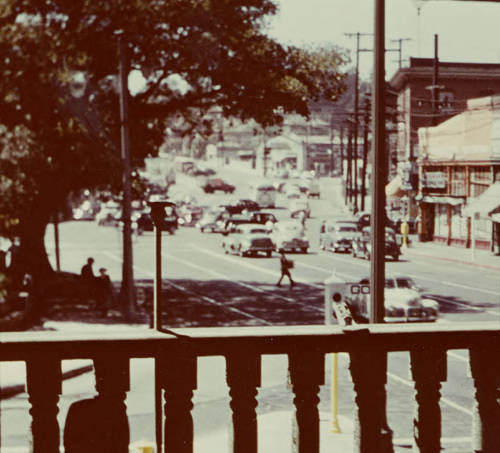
0 322 498 361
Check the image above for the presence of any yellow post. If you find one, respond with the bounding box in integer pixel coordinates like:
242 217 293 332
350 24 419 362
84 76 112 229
401 220 409 248
331 353 341 433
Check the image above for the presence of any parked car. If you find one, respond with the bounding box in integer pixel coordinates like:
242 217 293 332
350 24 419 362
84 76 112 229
351 226 401 261
177 204 204 227
306 180 321 199
95 202 121 226
222 223 272 256
197 210 230 233
289 199 311 219
222 199 260 215
356 211 396 232
271 221 309 253
201 178 235 194
246 211 278 227
347 275 439 323
73 200 96 220
319 222 360 253
221 216 258 236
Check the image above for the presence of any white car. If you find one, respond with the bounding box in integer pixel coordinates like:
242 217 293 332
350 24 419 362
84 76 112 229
347 275 439 323
271 220 309 253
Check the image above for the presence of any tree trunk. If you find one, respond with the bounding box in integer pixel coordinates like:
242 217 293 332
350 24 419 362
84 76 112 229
18 210 54 286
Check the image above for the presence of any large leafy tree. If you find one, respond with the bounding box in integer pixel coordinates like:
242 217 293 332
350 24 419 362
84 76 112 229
0 0 346 285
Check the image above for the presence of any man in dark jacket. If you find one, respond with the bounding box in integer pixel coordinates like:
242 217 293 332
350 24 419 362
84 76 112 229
95 267 113 315
276 251 295 288
80 257 95 302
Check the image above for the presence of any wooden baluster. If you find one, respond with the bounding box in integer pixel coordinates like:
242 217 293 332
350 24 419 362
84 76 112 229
349 350 389 453
226 352 261 453
288 350 324 453
27 358 62 453
469 347 500 453
410 348 447 453
159 354 197 453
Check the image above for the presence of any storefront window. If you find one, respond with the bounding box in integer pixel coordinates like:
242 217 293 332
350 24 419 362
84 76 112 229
451 205 467 239
434 204 448 237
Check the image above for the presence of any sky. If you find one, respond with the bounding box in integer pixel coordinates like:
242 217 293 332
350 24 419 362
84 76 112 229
267 0 500 79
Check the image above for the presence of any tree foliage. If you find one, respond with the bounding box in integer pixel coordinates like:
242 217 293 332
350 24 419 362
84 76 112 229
0 0 347 279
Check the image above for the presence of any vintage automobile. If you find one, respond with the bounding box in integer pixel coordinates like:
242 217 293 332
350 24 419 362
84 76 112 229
73 199 97 220
319 222 360 253
201 178 235 194
245 212 278 227
221 216 259 236
95 202 121 226
347 275 439 323
351 226 401 261
271 220 309 253
177 203 204 227
196 210 230 233
289 198 311 219
222 199 260 215
222 223 272 256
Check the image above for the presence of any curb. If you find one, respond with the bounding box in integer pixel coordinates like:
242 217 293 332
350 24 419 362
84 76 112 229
404 248 500 271
1 363 94 400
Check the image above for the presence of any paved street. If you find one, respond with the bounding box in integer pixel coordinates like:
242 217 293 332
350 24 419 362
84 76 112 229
1 168 499 451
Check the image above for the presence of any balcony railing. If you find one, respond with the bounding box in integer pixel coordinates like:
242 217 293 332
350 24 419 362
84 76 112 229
0 321 498 452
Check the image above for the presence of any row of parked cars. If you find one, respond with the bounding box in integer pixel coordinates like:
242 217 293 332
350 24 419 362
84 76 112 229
320 214 402 261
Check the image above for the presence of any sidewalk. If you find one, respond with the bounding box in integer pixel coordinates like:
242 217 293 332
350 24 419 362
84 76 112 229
403 235 500 271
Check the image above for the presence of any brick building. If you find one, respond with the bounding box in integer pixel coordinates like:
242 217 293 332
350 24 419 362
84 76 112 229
418 95 500 251
388 58 500 226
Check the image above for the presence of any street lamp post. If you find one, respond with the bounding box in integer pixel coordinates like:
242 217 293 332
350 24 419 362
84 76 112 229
116 30 135 321
149 199 176 453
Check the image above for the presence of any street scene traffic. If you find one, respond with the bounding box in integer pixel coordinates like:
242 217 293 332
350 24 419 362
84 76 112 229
1 1 499 452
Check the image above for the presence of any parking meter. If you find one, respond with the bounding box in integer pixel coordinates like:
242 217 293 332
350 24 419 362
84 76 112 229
324 273 352 326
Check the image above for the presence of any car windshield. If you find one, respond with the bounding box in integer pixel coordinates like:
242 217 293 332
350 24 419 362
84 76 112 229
396 277 417 289
339 226 357 232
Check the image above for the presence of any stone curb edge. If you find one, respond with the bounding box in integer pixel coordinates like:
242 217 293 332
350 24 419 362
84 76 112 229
0 364 94 400
404 249 500 271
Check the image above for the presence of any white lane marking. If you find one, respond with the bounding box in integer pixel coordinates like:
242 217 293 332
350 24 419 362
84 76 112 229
387 372 473 416
194 246 324 289
102 251 272 325
419 277 500 297
429 295 500 317
166 252 324 313
448 351 469 363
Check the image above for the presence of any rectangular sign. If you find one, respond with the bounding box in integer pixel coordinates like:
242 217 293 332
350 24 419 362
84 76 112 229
421 171 446 189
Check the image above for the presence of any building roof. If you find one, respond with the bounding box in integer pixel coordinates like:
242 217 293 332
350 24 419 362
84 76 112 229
389 57 500 91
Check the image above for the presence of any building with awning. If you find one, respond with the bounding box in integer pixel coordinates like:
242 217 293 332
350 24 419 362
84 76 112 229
463 182 500 217
417 95 500 251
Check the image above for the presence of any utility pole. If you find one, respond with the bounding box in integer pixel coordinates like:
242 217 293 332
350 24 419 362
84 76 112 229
117 31 135 320
432 34 440 126
344 32 373 213
346 121 353 208
390 38 411 68
361 96 370 212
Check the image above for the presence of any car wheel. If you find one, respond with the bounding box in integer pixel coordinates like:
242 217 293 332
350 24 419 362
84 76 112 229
266 251 272 258
393 254 399 261
301 247 308 254
200 227 205 233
